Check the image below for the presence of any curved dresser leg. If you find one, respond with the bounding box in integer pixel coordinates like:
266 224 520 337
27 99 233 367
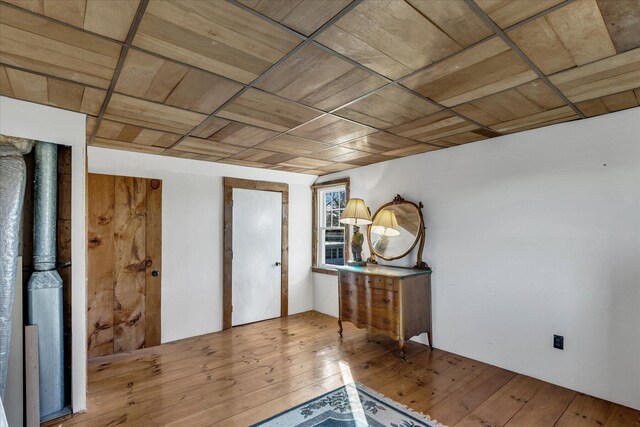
338 319 343 338
399 338 406 360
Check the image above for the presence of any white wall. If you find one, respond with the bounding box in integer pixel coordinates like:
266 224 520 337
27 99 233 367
0 96 87 412
88 148 316 342
314 107 640 410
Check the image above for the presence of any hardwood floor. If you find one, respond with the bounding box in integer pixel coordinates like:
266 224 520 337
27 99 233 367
51 311 638 426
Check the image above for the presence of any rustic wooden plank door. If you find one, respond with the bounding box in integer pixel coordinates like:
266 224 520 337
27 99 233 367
87 173 162 357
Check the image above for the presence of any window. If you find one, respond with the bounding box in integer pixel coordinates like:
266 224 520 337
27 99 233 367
312 179 350 273
320 187 346 266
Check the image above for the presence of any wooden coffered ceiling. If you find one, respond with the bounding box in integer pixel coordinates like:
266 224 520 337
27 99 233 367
1 0 639 176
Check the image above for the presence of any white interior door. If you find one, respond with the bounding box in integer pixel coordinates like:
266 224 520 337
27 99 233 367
232 188 282 326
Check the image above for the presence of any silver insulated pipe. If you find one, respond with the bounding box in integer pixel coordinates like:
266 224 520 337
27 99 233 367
27 141 65 418
0 142 27 398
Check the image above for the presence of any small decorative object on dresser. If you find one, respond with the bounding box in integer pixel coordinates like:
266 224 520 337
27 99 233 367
339 198 372 267
337 195 432 359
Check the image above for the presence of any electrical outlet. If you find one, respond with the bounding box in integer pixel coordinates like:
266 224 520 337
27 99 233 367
554 335 564 350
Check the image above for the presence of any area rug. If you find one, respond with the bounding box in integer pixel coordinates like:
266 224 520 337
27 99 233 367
251 382 444 427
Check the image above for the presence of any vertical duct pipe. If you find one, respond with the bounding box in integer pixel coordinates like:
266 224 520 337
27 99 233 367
27 141 65 418
0 141 28 398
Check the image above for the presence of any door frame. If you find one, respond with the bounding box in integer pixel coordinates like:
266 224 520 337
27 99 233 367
223 177 289 330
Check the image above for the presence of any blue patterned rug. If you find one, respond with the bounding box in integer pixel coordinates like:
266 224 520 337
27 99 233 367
251 382 443 427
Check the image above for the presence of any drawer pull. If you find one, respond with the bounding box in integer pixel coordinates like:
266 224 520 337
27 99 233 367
346 290 353 295
383 319 391 325
381 298 390 304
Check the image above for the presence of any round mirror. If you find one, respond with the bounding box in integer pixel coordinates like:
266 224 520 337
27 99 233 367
368 200 423 261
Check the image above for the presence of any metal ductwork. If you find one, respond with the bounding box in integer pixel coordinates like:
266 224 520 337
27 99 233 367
27 141 65 418
0 140 29 398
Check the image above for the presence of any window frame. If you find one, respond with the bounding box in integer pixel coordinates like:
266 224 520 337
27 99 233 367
311 178 350 275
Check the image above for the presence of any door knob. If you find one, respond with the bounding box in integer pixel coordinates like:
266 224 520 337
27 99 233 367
275 262 281 266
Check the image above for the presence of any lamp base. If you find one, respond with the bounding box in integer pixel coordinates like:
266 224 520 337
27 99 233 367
347 260 367 267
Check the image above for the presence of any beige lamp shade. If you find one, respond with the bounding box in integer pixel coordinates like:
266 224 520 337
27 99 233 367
340 198 372 225
371 209 400 236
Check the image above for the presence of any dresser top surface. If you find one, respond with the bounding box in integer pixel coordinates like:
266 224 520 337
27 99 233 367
335 264 431 278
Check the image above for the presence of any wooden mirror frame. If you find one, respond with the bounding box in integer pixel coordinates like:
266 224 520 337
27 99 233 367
367 194 430 270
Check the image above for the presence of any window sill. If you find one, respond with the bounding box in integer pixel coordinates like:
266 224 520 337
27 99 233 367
311 267 338 276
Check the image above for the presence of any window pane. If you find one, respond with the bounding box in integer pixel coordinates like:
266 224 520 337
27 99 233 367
324 229 345 266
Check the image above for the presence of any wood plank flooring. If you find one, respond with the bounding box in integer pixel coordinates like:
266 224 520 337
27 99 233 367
51 311 639 426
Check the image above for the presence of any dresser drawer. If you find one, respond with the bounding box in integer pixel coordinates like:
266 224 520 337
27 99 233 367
363 275 397 292
339 272 365 288
368 308 398 334
368 288 398 311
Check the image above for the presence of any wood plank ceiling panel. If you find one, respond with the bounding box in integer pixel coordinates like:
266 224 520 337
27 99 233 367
388 111 481 143
451 79 567 126
172 136 245 158
276 156 334 169
104 93 208 134
288 114 377 145
489 106 579 134
315 162 360 173
333 85 442 129
313 145 370 162
549 47 640 103
596 0 640 53
316 0 492 79
237 0 352 37
216 89 323 132
228 148 297 166
0 3 121 88
95 118 181 149
384 142 441 157
340 131 419 154
507 0 617 75
401 38 538 107
202 122 279 148
575 88 640 117
254 134 331 156
0 65 106 115
254 44 386 111
132 0 301 84
3 0 141 41
114 49 243 114
475 0 566 29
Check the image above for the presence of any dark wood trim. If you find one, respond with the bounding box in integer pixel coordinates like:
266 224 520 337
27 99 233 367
223 177 289 330
311 267 338 276
311 178 350 268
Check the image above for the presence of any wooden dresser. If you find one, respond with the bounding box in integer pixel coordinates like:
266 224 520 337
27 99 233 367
335 265 432 358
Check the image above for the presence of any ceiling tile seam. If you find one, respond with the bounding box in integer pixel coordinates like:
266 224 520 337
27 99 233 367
0 0 127 47
0 62 106 92
128 46 253 89
225 0 308 41
401 0 464 52
464 0 586 119
164 0 366 152
315 1 581 122
502 0 577 33
213 1 504 140
88 0 150 146
390 83 502 133
98 0 562 151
